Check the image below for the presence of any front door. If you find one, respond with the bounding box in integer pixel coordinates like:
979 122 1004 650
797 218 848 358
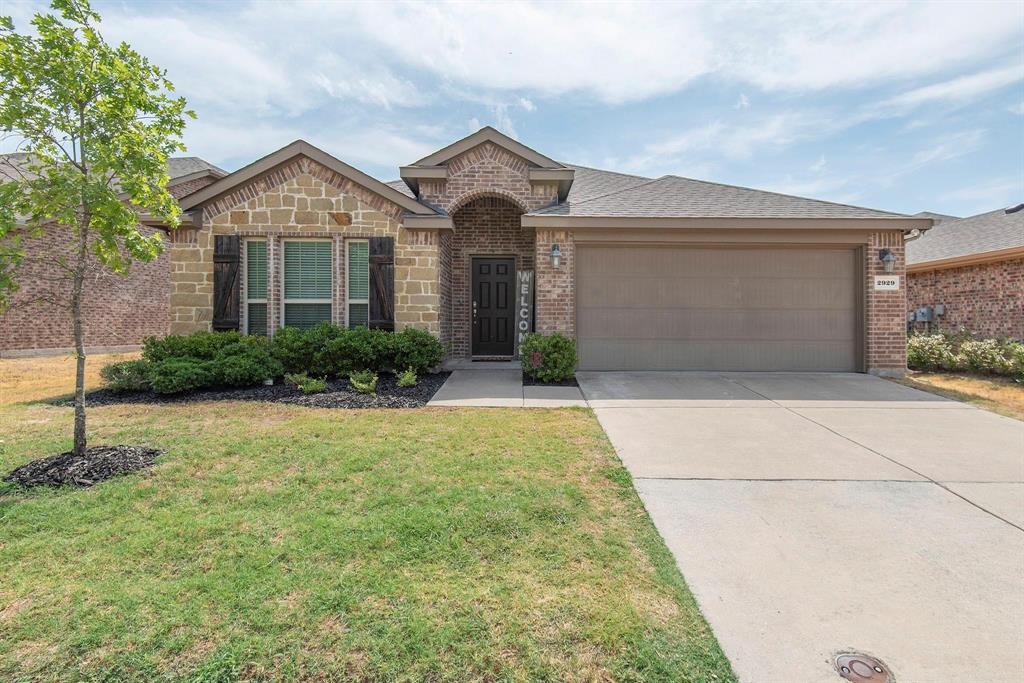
472 257 515 356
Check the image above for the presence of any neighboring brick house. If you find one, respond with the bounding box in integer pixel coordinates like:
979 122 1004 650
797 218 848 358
165 127 929 375
0 156 225 356
907 206 1024 340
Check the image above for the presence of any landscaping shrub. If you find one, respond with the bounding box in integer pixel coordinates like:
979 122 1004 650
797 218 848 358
520 333 577 382
285 372 327 395
349 369 378 394
1006 341 1024 381
143 330 242 362
907 334 955 371
99 359 152 393
319 326 392 375
397 367 418 388
392 327 445 373
149 358 214 394
269 326 311 375
958 339 1011 375
304 322 348 375
209 342 283 387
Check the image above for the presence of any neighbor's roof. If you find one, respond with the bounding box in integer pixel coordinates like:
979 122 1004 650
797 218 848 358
0 152 225 182
914 211 960 224
526 174 915 219
907 205 1024 265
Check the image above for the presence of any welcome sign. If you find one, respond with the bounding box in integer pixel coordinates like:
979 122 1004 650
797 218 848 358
515 270 534 358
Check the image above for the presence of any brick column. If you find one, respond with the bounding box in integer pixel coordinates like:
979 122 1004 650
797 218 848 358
534 230 575 337
865 232 907 376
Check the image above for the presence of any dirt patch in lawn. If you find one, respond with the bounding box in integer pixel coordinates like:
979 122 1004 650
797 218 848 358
49 372 451 410
4 445 163 488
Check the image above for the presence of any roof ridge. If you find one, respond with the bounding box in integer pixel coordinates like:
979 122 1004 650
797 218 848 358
658 174 910 218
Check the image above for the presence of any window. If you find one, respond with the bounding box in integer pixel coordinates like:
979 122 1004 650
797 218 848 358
347 239 369 328
245 240 268 336
282 240 332 330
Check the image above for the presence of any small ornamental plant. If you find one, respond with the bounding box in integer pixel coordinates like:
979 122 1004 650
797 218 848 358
520 333 577 383
349 370 378 394
397 367 418 388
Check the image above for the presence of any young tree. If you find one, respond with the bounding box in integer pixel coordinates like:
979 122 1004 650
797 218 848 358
0 0 192 456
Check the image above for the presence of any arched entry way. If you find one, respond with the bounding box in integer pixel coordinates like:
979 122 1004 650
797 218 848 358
445 193 534 358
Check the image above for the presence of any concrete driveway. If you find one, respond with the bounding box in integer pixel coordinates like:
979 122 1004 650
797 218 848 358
578 372 1024 683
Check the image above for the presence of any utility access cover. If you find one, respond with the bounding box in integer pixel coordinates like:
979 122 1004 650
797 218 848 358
835 653 892 682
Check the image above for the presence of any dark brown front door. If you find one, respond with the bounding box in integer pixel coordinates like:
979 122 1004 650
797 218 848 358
472 257 515 356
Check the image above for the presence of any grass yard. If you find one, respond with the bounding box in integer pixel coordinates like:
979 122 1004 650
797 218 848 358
0 355 733 682
894 372 1024 421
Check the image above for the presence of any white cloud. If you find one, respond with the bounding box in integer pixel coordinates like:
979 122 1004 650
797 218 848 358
518 98 536 112
733 93 750 110
1010 102 1024 115
875 64 1024 113
809 155 827 172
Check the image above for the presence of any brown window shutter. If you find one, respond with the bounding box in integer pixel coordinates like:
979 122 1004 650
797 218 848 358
368 236 395 331
212 235 240 331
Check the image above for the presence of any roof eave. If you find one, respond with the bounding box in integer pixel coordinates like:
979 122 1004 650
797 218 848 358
521 215 935 230
907 245 1024 272
411 126 564 168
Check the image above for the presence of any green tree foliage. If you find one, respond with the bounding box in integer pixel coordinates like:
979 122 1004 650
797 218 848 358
0 0 193 454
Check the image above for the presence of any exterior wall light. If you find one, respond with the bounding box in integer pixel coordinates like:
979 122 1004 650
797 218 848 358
550 244 562 269
879 248 896 273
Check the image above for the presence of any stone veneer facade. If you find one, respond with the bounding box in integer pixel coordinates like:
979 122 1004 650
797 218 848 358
908 257 1024 340
168 157 440 336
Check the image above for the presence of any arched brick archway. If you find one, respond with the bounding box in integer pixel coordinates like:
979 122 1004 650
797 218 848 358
442 193 535 358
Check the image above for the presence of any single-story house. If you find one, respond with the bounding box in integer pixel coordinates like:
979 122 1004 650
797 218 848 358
0 155 225 356
907 205 1024 339
166 127 930 375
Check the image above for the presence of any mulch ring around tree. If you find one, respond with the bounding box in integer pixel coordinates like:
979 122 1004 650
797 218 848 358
5 445 163 489
51 372 451 410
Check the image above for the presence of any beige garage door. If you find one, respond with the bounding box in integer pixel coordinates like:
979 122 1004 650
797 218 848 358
576 245 860 371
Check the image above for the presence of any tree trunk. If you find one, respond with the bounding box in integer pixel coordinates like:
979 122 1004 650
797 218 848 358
71 216 88 457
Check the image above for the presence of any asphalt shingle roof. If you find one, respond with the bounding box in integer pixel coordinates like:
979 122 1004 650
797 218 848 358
527 175 913 219
0 153 224 181
906 206 1024 264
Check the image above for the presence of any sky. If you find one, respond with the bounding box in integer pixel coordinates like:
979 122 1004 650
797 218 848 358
2 0 1023 217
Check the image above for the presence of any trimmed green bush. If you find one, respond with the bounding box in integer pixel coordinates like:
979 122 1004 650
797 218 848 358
907 334 955 371
392 327 445 373
397 367 418 388
143 331 243 362
269 326 311 375
520 333 577 383
958 339 1011 375
209 342 283 387
349 369 378 394
99 359 151 393
149 358 214 394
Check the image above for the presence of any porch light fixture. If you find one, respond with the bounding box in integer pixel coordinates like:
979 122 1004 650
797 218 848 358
878 248 896 273
550 244 562 269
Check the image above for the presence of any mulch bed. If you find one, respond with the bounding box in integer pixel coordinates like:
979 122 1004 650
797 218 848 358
51 372 451 410
4 445 163 489
522 376 579 387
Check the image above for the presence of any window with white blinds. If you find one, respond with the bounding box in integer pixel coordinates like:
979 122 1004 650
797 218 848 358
347 239 369 328
282 240 332 330
245 240 268 336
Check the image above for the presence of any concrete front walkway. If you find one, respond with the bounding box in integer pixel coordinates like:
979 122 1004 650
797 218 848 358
428 367 586 407
578 371 1024 683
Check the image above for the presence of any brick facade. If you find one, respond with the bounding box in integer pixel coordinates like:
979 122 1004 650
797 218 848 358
534 230 575 337
168 157 439 336
864 231 908 375
0 175 217 356
908 257 1024 340
446 196 534 357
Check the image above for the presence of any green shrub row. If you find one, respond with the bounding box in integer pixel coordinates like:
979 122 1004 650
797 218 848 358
520 333 577 382
107 325 445 394
907 332 1024 380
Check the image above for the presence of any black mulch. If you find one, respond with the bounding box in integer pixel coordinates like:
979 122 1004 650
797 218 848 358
51 372 451 410
4 445 163 489
522 375 579 387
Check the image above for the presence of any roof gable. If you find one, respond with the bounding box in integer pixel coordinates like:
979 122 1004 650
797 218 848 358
179 140 437 216
409 127 564 169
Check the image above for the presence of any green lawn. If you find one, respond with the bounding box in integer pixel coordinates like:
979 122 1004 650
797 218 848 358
0 365 733 682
